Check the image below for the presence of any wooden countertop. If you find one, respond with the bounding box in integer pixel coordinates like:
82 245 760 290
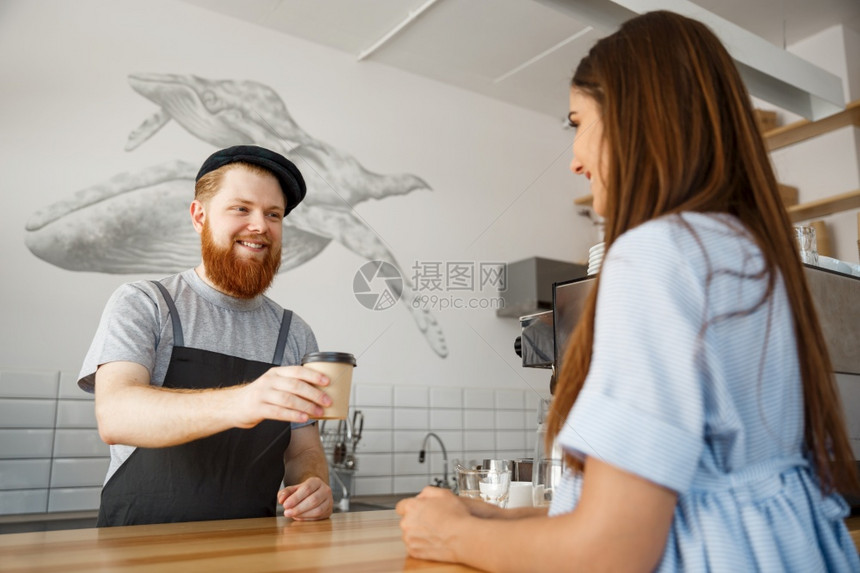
0 510 478 572
0 512 857 572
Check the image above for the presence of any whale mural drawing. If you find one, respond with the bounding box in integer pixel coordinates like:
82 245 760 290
25 74 447 358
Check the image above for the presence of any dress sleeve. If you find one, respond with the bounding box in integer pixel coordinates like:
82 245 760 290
77 283 162 393
557 222 707 493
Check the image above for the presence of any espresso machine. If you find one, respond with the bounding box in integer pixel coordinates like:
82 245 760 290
514 268 860 513
514 275 595 393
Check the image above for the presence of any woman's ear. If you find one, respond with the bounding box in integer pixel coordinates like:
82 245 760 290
190 200 206 234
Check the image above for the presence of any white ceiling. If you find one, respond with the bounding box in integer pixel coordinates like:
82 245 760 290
180 0 860 120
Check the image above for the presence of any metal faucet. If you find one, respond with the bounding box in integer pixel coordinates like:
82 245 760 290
418 432 450 489
330 467 350 512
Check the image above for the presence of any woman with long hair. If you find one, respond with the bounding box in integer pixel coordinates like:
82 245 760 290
397 11 859 572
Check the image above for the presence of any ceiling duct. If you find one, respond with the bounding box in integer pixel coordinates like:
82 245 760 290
357 0 442 61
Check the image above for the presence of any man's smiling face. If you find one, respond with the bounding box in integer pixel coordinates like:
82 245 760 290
193 165 285 298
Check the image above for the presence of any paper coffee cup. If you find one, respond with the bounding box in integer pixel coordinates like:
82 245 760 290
301 352 356 420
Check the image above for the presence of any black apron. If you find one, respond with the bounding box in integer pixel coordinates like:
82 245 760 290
97 282 294 527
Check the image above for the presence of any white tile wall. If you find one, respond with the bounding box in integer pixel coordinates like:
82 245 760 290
494 389 526 410
394 475 431 494
463 409 494 430
0 429 54 458
356 406 393 430
354 430 391 454
524 390 542 411
341 384 544 495
354 384 393 407
428 452 454 479
50 458 110 488
525 409 538 430
0 368 547 513
392 430 428 453
429 408 462 430
0 368 109 516
464 430 495 451
0 459 50 489
356 453 393 477
393 408 428 430
0 370 58 398
463 410 496 431
429 387 462 408
353 476 392 496
394 386 428 408
393 452 429 476
53 429 110 458
429 430 463 453
56 400 97 428
58 371 92 400
496 409 526 431
463 388 495 409
0 489 48 514
526 431 538 453
0 399 57 428
496 430 527 451
48 487 101 512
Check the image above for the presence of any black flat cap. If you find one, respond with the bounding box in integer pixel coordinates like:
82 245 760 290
196 145 306 215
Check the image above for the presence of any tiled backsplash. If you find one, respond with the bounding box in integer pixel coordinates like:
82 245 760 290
349 383 547 496
0 370 107 515
0 368 550 516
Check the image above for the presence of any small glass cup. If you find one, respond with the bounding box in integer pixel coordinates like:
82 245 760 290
793 225 819 266
532 458 563 508
456 463 511 507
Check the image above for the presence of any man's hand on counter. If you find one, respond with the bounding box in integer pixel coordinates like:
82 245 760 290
279 424 333 521
278 477 333 521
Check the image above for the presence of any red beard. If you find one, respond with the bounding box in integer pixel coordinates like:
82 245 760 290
200 221 281 299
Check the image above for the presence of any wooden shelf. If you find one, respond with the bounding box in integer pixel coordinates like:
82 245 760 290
764 99 860 151
787 189 860 222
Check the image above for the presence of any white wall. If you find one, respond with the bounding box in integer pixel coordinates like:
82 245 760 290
0 0 593 394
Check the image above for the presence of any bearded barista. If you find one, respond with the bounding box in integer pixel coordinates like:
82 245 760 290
78 145 334 527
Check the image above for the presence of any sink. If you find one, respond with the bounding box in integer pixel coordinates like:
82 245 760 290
332 493 418 513
332 501 389 513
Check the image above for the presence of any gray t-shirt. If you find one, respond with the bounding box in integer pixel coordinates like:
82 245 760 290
78 269 318 483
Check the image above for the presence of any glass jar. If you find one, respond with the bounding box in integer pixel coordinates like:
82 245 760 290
532 398 563 507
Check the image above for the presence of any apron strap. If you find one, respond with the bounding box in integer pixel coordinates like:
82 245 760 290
149 281 292 364
272 310 293 364
150 281 184 347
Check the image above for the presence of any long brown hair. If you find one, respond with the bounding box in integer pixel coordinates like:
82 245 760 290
546 11 858 495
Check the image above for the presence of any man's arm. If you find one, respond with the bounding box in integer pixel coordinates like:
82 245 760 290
277 424 333 520
94 361 332 448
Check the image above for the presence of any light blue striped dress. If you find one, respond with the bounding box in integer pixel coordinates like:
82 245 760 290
549 212 859 572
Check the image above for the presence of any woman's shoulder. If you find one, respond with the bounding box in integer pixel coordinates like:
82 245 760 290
612 213 754 264
616 212 744 244
605 213 762 294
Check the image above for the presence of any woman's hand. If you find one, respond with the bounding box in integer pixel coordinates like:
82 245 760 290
396 486 472 562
